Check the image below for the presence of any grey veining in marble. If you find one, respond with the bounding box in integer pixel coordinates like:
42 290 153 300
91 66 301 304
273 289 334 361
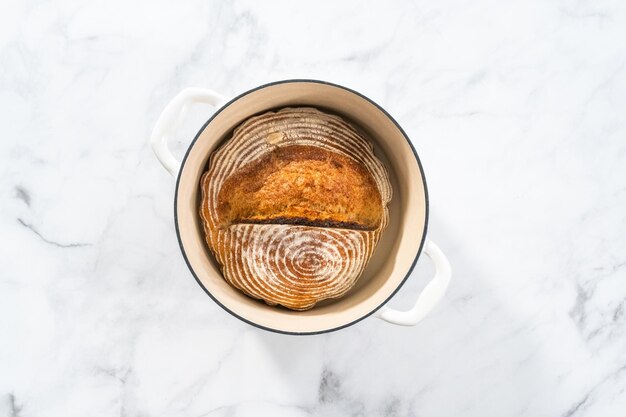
1 0 626 416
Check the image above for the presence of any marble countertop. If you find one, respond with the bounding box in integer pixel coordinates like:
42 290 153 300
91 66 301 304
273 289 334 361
2 0 626 415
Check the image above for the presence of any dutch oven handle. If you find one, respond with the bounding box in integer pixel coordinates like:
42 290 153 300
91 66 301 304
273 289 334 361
150 88 230 176
377 239 452 326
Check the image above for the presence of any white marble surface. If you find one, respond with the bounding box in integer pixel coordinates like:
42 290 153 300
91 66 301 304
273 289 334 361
2 0 626 415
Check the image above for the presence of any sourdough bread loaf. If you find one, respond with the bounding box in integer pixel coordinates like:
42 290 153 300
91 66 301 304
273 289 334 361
199 107 391 310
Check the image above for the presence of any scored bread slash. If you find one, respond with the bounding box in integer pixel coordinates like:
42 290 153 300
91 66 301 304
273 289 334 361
265 131 285 145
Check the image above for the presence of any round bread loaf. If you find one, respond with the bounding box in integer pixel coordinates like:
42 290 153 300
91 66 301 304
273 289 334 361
199 107 392 310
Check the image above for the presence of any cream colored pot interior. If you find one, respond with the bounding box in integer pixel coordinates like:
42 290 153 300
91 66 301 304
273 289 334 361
177 82 427 333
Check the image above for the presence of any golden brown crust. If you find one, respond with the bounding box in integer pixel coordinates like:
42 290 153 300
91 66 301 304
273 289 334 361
216 145 383 230
199 107 392 311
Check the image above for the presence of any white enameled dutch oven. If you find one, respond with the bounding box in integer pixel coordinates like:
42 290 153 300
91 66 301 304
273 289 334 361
151 80 451 335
